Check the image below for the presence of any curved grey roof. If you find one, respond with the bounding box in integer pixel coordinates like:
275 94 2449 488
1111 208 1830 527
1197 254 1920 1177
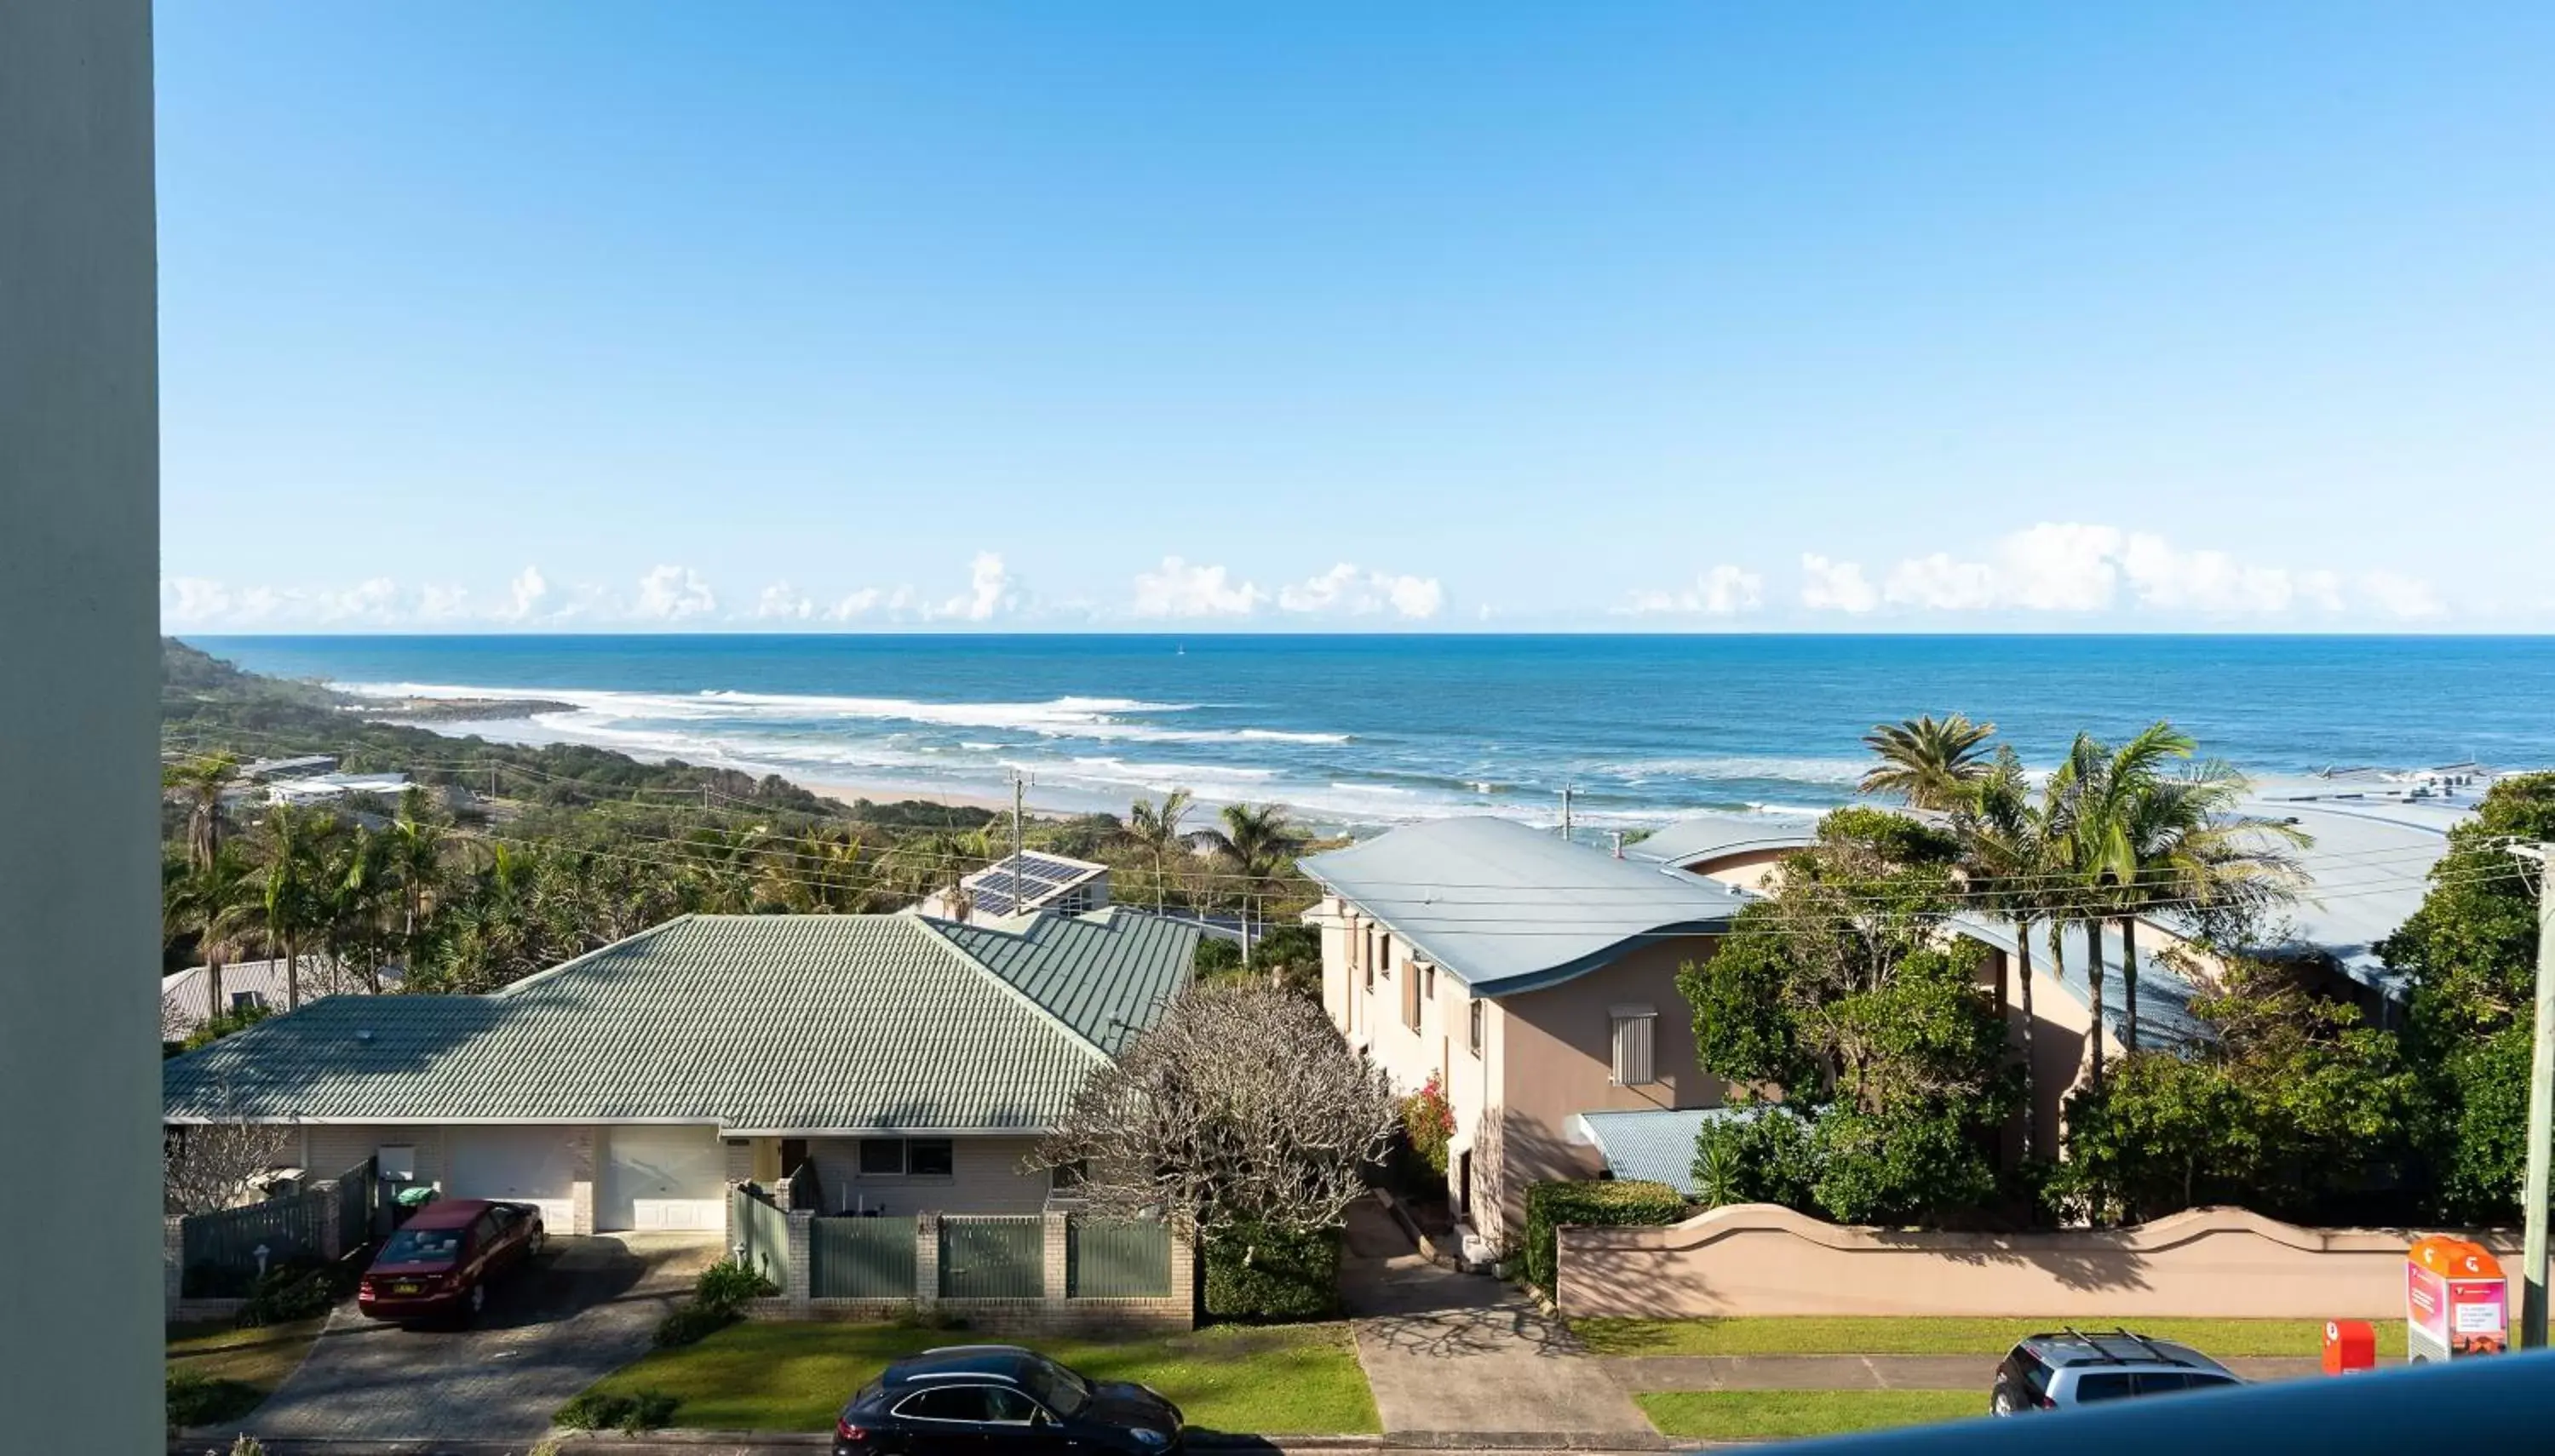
1300 817 1747 994
1626 811 1822 870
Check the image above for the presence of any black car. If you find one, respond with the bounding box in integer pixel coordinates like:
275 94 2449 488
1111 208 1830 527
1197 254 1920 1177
833 1345 1184 1456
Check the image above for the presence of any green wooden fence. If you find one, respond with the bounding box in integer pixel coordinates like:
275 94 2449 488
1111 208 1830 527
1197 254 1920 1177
1066 1218 1172 1298
810 1216 917 1298
180 1158 380 1297
336 1155 381 1242
939 1215 1045 1299
735 1185 792 1287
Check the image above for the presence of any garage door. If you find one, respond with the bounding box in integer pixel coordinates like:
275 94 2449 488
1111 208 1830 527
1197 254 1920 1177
600 1126 727 1231
446 1126 579 1229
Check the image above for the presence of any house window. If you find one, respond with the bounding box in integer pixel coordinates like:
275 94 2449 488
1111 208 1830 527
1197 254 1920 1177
1402 959 1422 1032
1050 1158 1088 1191
229 990 263 1012
1468 998 1484 1055
1423 965 1435 1000
1609 1006 1657 1086
858 1138 956 1178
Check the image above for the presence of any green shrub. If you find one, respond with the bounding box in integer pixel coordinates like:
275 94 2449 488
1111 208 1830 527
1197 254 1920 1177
1192 937 1243 981
556 1388 680 1432
167 1370 263 1430
652 1301 733 1349
238 1259 339 1327
1202 1223 1340 1321
692 1257 779 1316
1693 1106 1819 1210
1521 1179 1688 1292
1401 1072 1455 1178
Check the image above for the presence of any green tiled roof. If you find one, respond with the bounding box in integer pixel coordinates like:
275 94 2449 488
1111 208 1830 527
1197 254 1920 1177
163 912 1196 1132
933 906 1198 1056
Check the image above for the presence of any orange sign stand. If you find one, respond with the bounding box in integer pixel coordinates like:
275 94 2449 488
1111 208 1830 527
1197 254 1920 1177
2406 1235 2507 1362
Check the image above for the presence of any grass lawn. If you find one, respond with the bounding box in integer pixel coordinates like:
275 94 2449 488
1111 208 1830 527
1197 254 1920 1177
1576 1316 2407 1359
578 1321 1380 1436
1637 1390 1985 1439
168 1317 328 1393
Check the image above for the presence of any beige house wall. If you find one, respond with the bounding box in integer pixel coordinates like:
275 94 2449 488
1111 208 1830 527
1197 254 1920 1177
1559 1203 2516 1321
300 1124 449 1189
802 1135 1055 1217
1490 937 1727 1245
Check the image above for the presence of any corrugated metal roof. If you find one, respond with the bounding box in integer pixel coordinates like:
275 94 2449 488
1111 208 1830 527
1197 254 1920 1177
1625 812 1822 869
1299 817 1747 994
163 912 1191 1131
1568 1107 1755 1195
931 908 1198 1057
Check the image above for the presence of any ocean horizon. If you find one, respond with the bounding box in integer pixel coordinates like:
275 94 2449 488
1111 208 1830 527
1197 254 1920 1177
187 633 2555 831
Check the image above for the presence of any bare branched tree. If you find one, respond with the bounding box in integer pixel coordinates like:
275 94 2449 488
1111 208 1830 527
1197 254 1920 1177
164 1116 296 1215
1031 983 1398 1235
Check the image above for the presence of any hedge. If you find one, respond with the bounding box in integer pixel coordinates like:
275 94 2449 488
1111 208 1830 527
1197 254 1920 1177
1521 1179 1689 1292
1202 1223 1341 1321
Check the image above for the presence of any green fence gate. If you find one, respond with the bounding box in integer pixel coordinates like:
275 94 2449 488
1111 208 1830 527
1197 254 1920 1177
939 1215 1045 1299
734 1185 791 1288
1066 1218 1172 1298
180 1193 324 1297
811 1216 917 1298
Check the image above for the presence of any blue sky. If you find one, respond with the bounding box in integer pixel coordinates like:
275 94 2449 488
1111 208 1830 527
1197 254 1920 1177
158 3 2554 633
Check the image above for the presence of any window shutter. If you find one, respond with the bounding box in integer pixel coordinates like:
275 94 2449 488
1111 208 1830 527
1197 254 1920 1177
1610 1006 1656 1086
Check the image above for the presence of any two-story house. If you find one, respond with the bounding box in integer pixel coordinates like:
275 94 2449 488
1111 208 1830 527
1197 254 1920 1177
1299 817 1748 1255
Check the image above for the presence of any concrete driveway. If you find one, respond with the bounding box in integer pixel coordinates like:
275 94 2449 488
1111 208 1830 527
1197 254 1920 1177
1340 1201 1660 1446
243 1231 721 1443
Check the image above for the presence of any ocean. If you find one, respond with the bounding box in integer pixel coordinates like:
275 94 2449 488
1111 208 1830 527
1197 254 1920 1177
190 634 2555 832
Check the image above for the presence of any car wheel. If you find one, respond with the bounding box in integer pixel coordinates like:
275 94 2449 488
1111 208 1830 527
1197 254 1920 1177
1991 1390 2014 1417
461 1282 487 1326
529 1228 546 1258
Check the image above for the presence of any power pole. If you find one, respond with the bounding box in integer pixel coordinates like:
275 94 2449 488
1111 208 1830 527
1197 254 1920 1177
1009 771 1031 914
1610 829 1624 860
1559 784 1574 843
2513 840 2554 1349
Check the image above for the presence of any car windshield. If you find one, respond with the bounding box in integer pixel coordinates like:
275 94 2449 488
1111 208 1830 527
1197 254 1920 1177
377 1226 462 1264
1021 1357 1092 1416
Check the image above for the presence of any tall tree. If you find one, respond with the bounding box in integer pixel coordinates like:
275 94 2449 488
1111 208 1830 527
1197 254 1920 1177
1858 714 1998 811
1126 788 1195 911
1198 802 1306 945
251 802 332 1011
1955 746 2058 1161
163 751 240 871
165 845 261 1029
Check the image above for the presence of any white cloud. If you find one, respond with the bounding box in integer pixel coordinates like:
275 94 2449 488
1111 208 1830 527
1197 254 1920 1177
1621 565 1765 616
2358 569 2449 620
497 566 549 622
632 565 718 622
1841 523 2414 621
753 581 817 621
416 584 472 621
934 552 1017 622
1132 557 1266 618
1278 563 1446 619
828 587 886 620
1800 554 1880 613
164 577 233 626
313 577 400 624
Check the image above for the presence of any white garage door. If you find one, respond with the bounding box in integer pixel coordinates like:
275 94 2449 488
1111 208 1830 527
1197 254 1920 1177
446 1126 579 1229
600 1126 727 1231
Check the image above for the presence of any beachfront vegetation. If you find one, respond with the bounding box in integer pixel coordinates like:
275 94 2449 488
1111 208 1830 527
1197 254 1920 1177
1690 713 2550 1231
158 639 1321 1023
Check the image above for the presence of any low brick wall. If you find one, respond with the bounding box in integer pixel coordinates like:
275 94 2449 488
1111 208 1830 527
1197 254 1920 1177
1558 1203 2520 1321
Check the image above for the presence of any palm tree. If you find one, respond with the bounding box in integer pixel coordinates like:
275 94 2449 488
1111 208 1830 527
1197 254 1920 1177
251 802 333 1011
1858 714 1999 811
163 752 241 871
2048 722 2197 1075
384 788 468 971
1955 746 2059 1161
1198 803 1305 949
322 823 395 994
1126 788 1195 911
166 845 261 1026
2091 741 2311 1052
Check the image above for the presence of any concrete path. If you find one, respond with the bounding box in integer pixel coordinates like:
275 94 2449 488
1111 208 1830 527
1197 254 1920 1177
1599 1353 2352 1392
242 1232 721 1442
1340 1200 1660 1446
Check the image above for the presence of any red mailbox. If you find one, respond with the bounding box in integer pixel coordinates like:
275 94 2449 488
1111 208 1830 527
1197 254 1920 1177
2322 1318 2377 1374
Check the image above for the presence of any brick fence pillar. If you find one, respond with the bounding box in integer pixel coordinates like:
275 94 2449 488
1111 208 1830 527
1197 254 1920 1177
1168 1215 1197 1327
915 1212 941 1307
1042 1212 1070 1304
164 1215 185 1318
569 1126 598 1235
784 1209 814 1307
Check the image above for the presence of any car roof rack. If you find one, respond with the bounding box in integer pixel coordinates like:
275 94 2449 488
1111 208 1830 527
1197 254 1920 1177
2053 1326 2197 1368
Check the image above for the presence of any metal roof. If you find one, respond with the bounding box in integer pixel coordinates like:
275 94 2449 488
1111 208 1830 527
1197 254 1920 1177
928 908 1198 1057
1567 1106 1757 1195
1625 812 1823 869
962 851 1107 914
163 912 1191 1132
1299 817 1748 994
161 956 402 1035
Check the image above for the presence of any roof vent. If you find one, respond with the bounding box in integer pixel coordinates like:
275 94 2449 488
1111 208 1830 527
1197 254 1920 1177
355 1029 374 1044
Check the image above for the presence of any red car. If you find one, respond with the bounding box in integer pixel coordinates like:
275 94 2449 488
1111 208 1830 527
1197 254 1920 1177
356 1198 546 1324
